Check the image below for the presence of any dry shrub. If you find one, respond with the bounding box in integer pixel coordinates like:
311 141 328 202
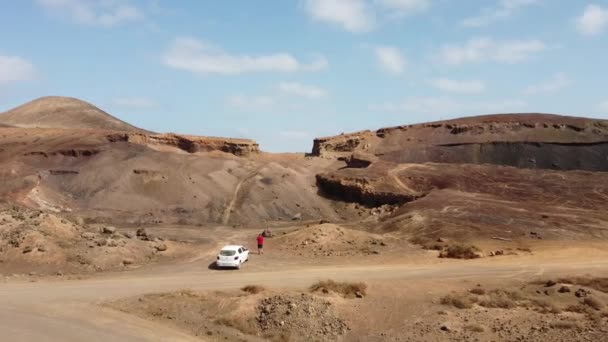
464 324 485 333
215 317 258 335
309 280 367 298
530 298 562 314
470 287 486 295
440 293 474 309
583 296 605 311
558 277 608 293
241 285 265 295
439 244 480 259
478 290 522 309
551 321 580 330
565 304 588 313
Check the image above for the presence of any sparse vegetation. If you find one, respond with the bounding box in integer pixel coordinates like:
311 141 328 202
470 287 486 295
478 290 519 309
529 298 562 314
582 296 605 310
309 280 367 298
440 293 474 309
557 276 608 293
241 285 265 295
439 244 481 259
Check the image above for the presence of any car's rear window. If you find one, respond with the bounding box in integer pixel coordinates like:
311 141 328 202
220 250 236 256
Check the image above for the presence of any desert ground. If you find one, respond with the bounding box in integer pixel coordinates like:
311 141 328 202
1 97 608 341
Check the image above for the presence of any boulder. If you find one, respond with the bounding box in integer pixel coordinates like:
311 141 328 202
102 226 116 234
154 243 167 252
81 232 96 240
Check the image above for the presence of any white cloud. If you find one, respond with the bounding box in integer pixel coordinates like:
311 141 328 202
576 4 608 36
375 46 406 74
523 73 570 95
462 0 538 27
279 131 311 139
37 0 143 27
278 82 327 99
227 95 276 109
304 0 375 33
0 55 36 82
375 0 430 16
438 37 545 65
370 96 527 115
164 37 328 75
428 78 486 94
113 97 157 109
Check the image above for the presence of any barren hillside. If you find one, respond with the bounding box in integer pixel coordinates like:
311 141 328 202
312 113 608 171
0 96 146 132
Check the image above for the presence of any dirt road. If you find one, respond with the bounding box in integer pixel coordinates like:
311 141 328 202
1 257 607 342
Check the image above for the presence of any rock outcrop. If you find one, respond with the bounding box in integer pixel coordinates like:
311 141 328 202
106 132 259 156
311 114 608 171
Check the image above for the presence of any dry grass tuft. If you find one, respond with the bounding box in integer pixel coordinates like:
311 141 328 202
309 280 367 298
241 285 265 295
440 293 474 309
530 298 562 314
439 244 480 259
478 290 523 309
469 287 486 295
583 296 605 311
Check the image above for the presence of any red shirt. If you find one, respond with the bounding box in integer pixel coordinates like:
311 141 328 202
257 235 264 245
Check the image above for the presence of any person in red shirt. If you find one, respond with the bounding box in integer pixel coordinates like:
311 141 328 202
256 233 264 255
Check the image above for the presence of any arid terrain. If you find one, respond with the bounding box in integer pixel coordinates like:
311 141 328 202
1 97 607 341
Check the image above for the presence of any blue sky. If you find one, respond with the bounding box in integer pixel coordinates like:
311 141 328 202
1 0 607 152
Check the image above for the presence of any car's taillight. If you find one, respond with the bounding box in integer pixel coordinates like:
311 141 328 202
234 256 239 260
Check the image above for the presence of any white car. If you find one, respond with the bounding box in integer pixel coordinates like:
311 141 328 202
215 245 249 269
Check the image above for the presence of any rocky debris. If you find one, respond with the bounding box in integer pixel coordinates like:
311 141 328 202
342 151 379 168
256 294 347 341
545 280 557 287
262 229 273 238
102 226 116 235
154 243 167 252
575 288 591 298
81 232 96 240
292 213 302 221
22 246 33 254
136 228 154 241
122 258 134 266
124 231 134 239
558 286 571 293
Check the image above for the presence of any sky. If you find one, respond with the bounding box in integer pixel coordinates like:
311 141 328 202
1 0 608 152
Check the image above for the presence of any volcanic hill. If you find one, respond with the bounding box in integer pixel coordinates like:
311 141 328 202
0 96 146 132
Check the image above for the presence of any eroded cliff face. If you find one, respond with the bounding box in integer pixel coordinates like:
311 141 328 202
106 133 260 156
311 114 608 171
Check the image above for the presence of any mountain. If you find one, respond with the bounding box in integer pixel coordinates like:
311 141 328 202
0 96 146 132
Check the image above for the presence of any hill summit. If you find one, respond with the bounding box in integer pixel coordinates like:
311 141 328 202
0 96 145 132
